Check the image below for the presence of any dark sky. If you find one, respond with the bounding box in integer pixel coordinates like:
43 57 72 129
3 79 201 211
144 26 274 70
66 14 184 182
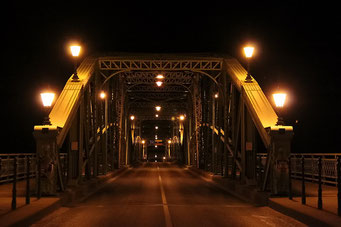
2 2 341 153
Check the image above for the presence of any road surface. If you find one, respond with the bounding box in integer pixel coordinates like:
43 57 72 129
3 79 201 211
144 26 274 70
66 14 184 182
32 162 305 227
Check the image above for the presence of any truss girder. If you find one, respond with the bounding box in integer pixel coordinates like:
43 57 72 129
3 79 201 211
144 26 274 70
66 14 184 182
127 85 189 93
124 71 193 85
99 59 223 71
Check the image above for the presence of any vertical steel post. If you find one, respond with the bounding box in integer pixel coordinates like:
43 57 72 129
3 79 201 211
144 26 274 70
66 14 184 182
37 156 41 199
337 156 340 216
318 157 322 209
288 156 292 200
26 156 30 204
301 156 306 205
11 156 17 210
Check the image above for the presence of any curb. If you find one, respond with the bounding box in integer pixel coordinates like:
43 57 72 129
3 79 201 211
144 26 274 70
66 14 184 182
268 198 341 227
0 167 129 227
186 166 269 206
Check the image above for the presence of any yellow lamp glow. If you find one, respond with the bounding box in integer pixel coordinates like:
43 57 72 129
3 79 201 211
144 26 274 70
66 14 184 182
155 126 158 130
130 115 135 120
41 92 55 107
214 93 219 99
155 114 159 118
99 91 106 99
273 93 287 108
168 140 171 144
155 106 161 111
70 45 81 57
142 140 145 144
156 81 163 87
156 74 164 79
179 115 185 121
244 46 254 58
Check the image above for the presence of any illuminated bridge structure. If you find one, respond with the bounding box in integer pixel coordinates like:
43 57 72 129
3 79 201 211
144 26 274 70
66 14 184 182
32 53 294 195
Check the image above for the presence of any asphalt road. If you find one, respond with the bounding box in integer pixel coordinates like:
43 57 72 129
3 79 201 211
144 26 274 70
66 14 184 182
32 162 305 227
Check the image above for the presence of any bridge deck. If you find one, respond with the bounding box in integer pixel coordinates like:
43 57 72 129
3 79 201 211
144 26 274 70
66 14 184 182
32 163 303 227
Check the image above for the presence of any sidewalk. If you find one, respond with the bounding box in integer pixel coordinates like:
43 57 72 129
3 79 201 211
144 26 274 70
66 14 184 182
0 168 128 226
187 166 341 226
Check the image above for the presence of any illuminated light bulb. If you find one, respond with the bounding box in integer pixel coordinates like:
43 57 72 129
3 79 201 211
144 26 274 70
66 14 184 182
99 91 106 99
273 93 287 108
243 46 254 58
142 140 145 144
130 115 135 120
70 45 81 57
155 114 159 118
156 81 163 87
155 106 161 111
155 126 158 130
214 93 219 98
156 74 164 79
41 92 55 107
179 115 185 121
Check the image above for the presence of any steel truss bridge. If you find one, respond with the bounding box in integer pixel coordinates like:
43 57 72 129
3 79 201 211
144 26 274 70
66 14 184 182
30 53 296 195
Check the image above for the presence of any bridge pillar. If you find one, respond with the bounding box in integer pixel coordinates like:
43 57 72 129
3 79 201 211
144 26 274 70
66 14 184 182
33 126 60 195
267 126 294 195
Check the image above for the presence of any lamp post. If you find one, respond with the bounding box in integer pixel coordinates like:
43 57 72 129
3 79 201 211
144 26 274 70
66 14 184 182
40 92 55 125
243 46 254 82
273 92 287 125
70 45 81 82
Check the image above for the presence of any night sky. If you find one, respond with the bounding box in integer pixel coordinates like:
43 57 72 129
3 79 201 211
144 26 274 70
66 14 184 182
2 2 341 153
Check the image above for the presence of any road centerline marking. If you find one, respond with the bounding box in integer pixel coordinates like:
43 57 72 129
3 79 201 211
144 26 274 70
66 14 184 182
157 166 173 227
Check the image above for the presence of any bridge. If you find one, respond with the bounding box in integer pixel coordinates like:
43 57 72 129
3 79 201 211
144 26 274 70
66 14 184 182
1 53 341 226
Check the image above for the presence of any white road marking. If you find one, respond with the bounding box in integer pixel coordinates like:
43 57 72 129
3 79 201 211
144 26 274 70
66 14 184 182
157 166 173 227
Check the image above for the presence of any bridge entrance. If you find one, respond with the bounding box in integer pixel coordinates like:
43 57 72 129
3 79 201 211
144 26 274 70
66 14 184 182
33 53 293 196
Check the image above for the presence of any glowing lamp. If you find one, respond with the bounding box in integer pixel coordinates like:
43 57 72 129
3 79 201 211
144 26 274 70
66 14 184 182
179 115 185 121
142 140 145 144
243 46 254 58
155 114 159 118
99 91 106 99
273 92 287 125
155 126 158 130
155 106 161 111
273 93 287 108
70 45 81 57
168 140 171 144
130 115 135 120
156 74 164 79
214 93 219 99
156 81 163 87
41 92 55 107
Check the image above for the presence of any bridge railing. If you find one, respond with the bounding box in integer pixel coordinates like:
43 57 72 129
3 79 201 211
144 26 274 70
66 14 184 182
257 153 341 186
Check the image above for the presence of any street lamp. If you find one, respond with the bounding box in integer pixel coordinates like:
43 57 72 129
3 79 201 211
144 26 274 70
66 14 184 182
70 45 81 82
99 91 106 99
155 106 161 111
40 92 55 125
243 46 254 82
155 126 158 130
156 81 163 87
179 115 185 121
273 92 287 125
130 115 135 121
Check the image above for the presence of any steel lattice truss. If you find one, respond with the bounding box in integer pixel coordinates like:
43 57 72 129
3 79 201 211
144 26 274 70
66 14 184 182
99 58 223 71
125 71 193 85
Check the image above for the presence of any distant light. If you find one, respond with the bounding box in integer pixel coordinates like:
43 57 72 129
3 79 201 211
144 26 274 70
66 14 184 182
142 140 145 144
155 106 161 111
155 126 158 130
99 91 106 99
155 146 158 148
214 93 219 99
179 115 185 121
171 116 175 121
273 93 287 108
155 114 159 118
168 140 171 144
244 46 254 58
163 156 166 160
156 74 164 79
156 81 163 87
70 45 81 57
130 115 135 120
41 92 55 107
